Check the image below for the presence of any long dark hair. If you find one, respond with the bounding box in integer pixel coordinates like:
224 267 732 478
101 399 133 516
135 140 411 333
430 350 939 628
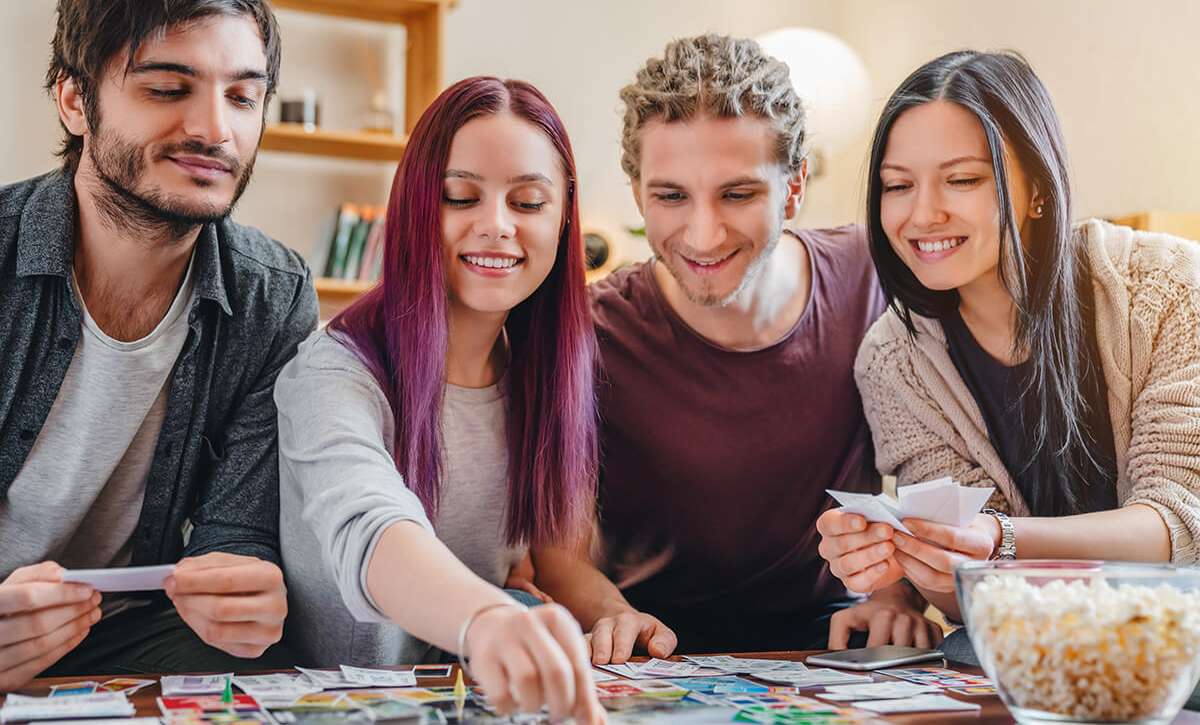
865 50 1113 516
330 77 598 547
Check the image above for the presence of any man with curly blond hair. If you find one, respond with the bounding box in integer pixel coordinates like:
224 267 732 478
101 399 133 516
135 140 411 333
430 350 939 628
537 34 942 658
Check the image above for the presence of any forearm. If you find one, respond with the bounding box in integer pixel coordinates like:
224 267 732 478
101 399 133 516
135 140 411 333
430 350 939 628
532 546 633 630
365 521 512 653
1011 504 1170 561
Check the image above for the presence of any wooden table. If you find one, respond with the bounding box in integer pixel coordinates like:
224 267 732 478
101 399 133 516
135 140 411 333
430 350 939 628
6 651 1200 723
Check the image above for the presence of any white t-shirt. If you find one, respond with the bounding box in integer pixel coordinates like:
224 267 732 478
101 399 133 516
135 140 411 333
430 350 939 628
0 257 196 587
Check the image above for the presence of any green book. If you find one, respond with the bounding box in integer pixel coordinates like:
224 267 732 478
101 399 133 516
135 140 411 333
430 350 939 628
324 203 360 278
342 212 373 280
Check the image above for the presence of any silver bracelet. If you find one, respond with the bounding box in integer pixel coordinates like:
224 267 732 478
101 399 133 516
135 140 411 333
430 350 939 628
456 601 528 678
982 508 1016 560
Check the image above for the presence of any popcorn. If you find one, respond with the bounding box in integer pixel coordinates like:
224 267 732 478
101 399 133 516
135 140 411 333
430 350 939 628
967 575 1200 721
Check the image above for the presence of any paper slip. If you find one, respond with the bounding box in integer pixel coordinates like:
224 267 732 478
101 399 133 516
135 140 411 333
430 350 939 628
853 693 982 713
594 662 726 680
338 665 417 687
49 681 98 697
295 667 359 690
160 673 233 695
234 674 321 699
40 720 161 725
61 564 175 592
755 668 873 688
97 678 155 695
681 656 800 674
816 681 940 700
1 693 135 722
828 476 994 533
590 669 619 683
632 658 700 677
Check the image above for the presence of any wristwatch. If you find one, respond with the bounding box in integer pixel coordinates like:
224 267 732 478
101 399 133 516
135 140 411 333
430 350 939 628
982 508 1016 560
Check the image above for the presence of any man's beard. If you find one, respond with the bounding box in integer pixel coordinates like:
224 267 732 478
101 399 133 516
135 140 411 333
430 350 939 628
655 228 782 308
86 121 256 242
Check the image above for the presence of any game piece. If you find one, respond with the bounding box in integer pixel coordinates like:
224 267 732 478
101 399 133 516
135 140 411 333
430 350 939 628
410 664 452 678
61 564 176 592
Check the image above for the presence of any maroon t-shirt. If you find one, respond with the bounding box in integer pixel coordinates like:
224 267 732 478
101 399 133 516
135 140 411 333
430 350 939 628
590 225 886 651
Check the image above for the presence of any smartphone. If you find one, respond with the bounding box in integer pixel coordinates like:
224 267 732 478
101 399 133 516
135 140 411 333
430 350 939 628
805 646 944 671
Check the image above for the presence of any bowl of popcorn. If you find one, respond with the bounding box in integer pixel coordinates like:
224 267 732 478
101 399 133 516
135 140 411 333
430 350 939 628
956 560 1200 724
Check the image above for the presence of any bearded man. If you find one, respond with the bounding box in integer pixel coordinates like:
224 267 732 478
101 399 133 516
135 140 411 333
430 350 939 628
0 0 316 688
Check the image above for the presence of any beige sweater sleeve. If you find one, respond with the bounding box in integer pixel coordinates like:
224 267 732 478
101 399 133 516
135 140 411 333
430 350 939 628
1121 266 1200 565
853 319 1012 514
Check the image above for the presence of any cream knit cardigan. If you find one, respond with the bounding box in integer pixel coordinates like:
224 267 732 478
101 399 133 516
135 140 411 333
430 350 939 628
854 219 1200 564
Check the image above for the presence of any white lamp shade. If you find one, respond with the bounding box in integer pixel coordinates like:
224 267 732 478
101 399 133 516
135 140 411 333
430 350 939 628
755 28 872 156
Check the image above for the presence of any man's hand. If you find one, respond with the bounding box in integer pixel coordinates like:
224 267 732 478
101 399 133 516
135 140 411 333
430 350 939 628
817 509 905 593
164 553 286 659
585 608 677 665
827 595 943 650
0 562 99 691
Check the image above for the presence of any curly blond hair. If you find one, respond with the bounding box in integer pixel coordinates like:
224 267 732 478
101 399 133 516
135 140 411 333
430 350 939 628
619 33 806 180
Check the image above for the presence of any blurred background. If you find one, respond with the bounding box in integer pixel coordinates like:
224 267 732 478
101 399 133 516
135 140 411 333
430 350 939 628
4 0 1199 316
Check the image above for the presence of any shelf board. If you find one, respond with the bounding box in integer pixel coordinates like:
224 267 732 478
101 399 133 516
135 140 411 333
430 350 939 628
272 0 450 23
315 278 376 296
261 125 406 161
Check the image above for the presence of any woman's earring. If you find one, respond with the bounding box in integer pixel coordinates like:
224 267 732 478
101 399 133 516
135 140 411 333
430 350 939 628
1034 203 1044 218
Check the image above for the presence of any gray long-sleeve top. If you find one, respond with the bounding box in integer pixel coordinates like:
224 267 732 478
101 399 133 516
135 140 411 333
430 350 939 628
275 330 525 666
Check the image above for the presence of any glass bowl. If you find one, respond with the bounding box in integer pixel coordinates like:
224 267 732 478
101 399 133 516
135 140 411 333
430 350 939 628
955 560 1200 724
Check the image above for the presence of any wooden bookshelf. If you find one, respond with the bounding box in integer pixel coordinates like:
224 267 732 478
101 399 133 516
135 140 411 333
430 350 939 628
272 0 449 24
272 0 447 132
268 0 448 312
314 277 376 320
261 124 407 161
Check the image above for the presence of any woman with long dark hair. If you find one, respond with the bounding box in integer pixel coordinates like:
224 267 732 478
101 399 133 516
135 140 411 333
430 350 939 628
816 50 1200 623
274 77 605 722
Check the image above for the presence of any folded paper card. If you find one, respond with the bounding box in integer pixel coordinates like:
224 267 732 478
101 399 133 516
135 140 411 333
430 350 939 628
827 477 994 534
62 564 176 592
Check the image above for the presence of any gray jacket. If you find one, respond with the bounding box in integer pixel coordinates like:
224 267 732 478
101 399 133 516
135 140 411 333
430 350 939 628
0 170 318 566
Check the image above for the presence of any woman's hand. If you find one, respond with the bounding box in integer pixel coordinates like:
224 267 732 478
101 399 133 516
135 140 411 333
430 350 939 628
465 603 606 724
892 515 1000 593
816 509 905 593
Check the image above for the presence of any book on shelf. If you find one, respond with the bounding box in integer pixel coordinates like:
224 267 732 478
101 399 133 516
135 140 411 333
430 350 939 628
319 202 387 284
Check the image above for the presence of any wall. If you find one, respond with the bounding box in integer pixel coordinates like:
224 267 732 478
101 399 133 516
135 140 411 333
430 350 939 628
827 0 1200 227
3 1 1199 266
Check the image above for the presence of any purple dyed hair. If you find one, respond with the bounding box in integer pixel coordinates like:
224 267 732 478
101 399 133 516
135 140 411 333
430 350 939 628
329 77 598 546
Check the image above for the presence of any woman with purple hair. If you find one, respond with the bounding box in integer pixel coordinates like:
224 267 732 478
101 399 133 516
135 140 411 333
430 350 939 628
274 77 607 722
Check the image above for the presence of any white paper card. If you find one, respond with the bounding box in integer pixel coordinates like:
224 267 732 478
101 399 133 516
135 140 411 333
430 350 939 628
338 665 417 688
295 667 359 690
828 477 994 531
826 490 912 534
62 564 176 592
160 673 233 695
634 659 700 677
819 681 939 699
1 694 135 722
854 694 982 713
756 668 873 687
